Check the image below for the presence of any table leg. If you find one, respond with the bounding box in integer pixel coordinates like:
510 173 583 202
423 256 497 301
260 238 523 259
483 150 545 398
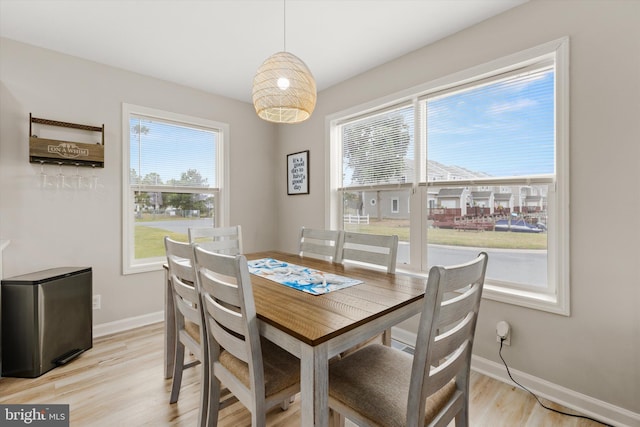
300 342 329 427
164 266 176 379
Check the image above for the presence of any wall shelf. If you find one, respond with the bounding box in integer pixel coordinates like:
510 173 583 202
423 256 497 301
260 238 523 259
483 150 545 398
29 113 105 168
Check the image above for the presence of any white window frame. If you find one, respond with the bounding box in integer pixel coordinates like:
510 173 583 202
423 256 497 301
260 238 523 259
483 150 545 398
326 38 570 315
121 103 230 274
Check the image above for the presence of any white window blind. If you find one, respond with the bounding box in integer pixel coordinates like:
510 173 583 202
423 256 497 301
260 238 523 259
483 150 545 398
129 115 218 190
341 104 414 189
425 67 554 183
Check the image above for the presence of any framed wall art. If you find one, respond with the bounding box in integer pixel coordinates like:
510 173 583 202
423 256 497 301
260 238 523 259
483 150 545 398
287 150 309 195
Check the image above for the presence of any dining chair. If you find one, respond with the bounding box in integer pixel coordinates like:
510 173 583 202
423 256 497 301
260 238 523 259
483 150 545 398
193 246 300 427
328 252 488 427
164 236 209 427
298 226 343 262
337 231 399 350
337 231 398 274
188 225 243 255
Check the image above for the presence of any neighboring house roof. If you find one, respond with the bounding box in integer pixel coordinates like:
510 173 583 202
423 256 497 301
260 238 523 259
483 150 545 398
427 159 492 181
437 188 465 197
494 193 513 201
471 191 493 198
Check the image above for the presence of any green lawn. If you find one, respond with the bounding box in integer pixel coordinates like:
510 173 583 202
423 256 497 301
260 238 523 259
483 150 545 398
425 227 546 250
135 213 207 223
135 226 187 259
345 220 546 250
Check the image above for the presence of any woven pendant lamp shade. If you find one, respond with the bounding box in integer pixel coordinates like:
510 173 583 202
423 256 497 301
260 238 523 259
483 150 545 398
252 51 317 124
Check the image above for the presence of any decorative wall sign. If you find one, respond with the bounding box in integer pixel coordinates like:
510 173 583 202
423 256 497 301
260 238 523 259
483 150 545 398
287 150 309 195
29 114 105 167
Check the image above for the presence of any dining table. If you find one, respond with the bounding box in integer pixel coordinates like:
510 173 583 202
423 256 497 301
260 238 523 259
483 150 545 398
163 250 427 427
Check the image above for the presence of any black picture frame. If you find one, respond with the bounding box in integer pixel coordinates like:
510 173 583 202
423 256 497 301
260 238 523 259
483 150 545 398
287 150 309 195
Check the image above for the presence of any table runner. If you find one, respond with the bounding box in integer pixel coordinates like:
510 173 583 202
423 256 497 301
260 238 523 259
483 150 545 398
247 258 362 295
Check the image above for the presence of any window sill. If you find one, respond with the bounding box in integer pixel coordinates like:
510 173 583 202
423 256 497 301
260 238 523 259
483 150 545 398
123 259 164 275
396 267 570 316
482 283 569 316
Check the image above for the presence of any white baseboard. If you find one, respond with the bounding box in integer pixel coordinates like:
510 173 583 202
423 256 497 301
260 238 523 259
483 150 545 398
471 356 639 427
391 326 417 347
392 328 639 427
93 311 164 338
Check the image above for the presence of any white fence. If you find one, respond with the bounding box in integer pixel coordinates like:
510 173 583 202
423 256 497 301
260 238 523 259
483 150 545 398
343 214 369 224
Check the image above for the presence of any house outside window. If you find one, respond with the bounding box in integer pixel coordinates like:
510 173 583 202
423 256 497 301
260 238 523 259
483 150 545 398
122 104 228 274
329 38 569 314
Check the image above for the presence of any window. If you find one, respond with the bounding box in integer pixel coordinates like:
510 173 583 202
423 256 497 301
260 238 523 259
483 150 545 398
122 104 229 274
329 38 569 314
391 198 399 213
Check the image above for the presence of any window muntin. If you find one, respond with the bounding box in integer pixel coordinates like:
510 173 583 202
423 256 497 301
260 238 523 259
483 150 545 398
122 104 228 274
330 38 569 314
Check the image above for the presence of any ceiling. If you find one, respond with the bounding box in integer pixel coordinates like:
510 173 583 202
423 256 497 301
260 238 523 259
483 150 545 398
0 0 528 103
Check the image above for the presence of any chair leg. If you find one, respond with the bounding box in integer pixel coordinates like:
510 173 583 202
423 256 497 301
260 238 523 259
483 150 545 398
170 342 186 403
280 394 295 410
251 411 266 427
198 361 209 427
207 377 221 427
382 328 392 346
455 402 469 427
329 408 345 427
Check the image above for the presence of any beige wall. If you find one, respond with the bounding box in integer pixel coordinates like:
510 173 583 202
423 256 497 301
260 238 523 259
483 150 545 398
0 38 279 325
276 0 640 416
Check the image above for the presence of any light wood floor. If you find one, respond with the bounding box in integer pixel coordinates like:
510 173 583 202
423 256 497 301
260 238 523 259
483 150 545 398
0 322 606 426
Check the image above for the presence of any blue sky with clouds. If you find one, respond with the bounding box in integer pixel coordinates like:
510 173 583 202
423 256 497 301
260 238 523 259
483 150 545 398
427 68 554 178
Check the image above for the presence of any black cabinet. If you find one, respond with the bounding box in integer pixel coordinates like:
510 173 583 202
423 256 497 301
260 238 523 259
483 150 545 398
1 267 92 377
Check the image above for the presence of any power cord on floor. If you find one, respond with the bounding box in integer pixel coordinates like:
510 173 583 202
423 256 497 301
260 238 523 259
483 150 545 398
498 338 613 427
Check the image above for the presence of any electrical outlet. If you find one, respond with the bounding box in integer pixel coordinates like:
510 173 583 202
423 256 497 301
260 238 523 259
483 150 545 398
93 295 101 310
496 320 511 346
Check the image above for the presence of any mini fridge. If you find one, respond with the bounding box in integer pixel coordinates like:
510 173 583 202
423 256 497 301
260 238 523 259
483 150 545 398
1 267 92 377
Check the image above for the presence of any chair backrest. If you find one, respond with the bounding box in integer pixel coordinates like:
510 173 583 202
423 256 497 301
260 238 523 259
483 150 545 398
406 252 488 426
193 246 265 409
164 237 204 355
337 231 399 273
298 227 343 261
188 225 243 255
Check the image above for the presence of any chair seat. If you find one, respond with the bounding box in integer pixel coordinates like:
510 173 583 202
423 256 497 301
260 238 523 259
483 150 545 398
219 337 300 397
329 344 456 427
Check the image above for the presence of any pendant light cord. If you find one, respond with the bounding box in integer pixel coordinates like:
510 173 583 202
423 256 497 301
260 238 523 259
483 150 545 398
283 0 287 52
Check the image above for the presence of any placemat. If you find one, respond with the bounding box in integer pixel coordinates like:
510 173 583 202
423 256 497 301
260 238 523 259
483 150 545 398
247 258 363 295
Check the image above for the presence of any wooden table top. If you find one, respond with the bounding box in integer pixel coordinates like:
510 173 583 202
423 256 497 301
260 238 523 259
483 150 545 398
246 251 427 347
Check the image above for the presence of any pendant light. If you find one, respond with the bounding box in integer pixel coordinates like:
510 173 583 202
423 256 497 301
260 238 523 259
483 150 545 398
252 0 316 124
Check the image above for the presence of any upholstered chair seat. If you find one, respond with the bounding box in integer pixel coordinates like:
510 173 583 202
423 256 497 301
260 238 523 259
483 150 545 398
329 344 456 426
